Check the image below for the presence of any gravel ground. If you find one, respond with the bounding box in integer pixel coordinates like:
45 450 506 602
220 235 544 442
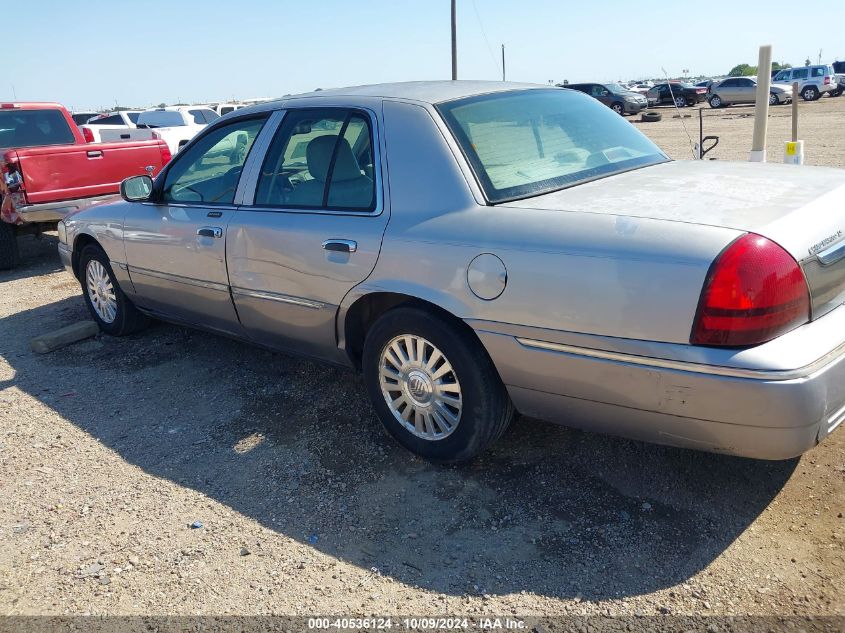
634 92 845 166
1 97 844 622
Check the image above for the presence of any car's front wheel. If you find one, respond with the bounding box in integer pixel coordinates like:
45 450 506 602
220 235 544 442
768 92 779 106
611 102 624 115
362 306 514 462
79 244 149 336
708 95 723 108
674 96 686 107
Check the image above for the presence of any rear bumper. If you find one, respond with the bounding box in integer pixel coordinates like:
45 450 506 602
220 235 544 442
473 307 845 460
13 195 117 224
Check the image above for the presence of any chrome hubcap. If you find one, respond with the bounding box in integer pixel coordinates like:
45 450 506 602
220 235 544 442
379 334 462 441
86 260 117 324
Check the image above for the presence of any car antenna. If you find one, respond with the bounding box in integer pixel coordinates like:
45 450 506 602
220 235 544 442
661 66 697 159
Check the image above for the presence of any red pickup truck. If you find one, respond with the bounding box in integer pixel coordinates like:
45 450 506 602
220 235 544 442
1 102 171 269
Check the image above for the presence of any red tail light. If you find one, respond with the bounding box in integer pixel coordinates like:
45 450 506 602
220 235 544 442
82 126 95 143
691 234 810 347
824 76 831 85
158 141 172 165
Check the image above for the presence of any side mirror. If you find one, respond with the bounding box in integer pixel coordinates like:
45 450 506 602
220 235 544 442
120 175 153 202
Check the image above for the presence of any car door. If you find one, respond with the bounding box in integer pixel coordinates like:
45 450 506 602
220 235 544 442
122 113 270 334
227 106 388 363
735 78 756 103
718 78 738 102
591 84 611 106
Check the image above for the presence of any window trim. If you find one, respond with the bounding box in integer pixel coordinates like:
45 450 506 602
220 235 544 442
241 106 384 218
150 112 272 207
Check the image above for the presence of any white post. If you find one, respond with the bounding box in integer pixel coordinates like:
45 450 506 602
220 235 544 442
749 45 773 162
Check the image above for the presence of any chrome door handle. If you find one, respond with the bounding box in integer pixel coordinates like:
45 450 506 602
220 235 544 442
86 150 103 158
322 239 357 253
197 227 223 238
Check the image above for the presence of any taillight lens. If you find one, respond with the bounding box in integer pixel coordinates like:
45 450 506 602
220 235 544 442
691 233 810 347
82 127 95 143
824 76 831 85
158 141 172 165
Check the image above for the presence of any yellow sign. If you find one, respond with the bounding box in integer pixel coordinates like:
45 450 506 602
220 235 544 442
786 142 798 156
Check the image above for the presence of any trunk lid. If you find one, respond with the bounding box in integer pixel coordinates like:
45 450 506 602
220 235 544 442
501 160 845 318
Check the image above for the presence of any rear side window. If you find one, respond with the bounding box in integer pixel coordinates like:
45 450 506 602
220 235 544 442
126 112 140 124
254 108 376 212
0 109 76 148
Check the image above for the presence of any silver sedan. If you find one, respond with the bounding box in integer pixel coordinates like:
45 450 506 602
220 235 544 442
58 81 845 462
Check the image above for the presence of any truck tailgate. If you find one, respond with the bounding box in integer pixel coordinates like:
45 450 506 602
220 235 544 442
14 140 166 204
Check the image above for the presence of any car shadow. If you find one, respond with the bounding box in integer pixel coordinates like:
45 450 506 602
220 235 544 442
1 261 798 601
4 233 64 282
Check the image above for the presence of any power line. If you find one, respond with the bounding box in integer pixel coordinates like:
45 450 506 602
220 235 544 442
471 0 502 78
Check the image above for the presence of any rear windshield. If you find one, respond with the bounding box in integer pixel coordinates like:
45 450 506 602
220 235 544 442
0 109 76 149
137 111 185 127
436 88 667 204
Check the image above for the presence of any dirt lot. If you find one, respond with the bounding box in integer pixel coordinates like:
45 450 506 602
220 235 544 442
1 97 844 623
634 93 845 166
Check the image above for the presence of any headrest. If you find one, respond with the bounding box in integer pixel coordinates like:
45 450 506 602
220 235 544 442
306 135 362 183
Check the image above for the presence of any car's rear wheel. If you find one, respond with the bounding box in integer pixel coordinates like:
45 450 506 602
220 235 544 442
611 102 624 115
362 306 514 462
79 244 149 336
708 95 723 108
0 221 19 271
768 92 779 106
802 86 819 101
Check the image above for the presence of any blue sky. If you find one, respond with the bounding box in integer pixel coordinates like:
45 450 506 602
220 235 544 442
7 0 845 110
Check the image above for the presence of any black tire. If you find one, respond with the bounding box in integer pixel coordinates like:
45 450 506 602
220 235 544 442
79 244 149 336
0 221 19 271
640 111 662 122
801 86 819 101
610 102 624 115
362 306 514 463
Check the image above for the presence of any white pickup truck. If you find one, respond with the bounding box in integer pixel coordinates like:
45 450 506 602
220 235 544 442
80 110 141 143
102 106 220 155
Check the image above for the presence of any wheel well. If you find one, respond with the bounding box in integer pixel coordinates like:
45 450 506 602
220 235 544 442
71 234 100 279
343 292 477 369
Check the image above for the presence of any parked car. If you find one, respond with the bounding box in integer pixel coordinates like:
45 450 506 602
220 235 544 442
559 82 648 115
695 79 716 91
0 102 170 269
772 65 837 101
646 82 708 106
832 61 845 96
58 81 845 463
115 106 221 155
707 77 792 108
214 103 246 116
80 110 142 143
70 111 99 126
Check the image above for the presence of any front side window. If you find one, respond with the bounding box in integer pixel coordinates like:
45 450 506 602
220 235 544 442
793 68 809 80
161 116 268 205
254 108 376 211
436 88 667 204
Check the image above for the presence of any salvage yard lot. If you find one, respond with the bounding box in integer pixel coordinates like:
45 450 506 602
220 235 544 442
1 98 844 619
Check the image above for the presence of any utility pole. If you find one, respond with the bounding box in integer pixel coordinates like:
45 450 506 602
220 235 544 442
501 44 506 81
818 49 823 64
451 0 457 80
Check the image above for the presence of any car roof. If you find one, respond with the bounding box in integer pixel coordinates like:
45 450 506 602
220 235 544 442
236 80 549 115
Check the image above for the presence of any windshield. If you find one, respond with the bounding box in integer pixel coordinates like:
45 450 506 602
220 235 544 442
0 109 76 149
137 111 185 127
436 89 667 204
605 83 629 93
